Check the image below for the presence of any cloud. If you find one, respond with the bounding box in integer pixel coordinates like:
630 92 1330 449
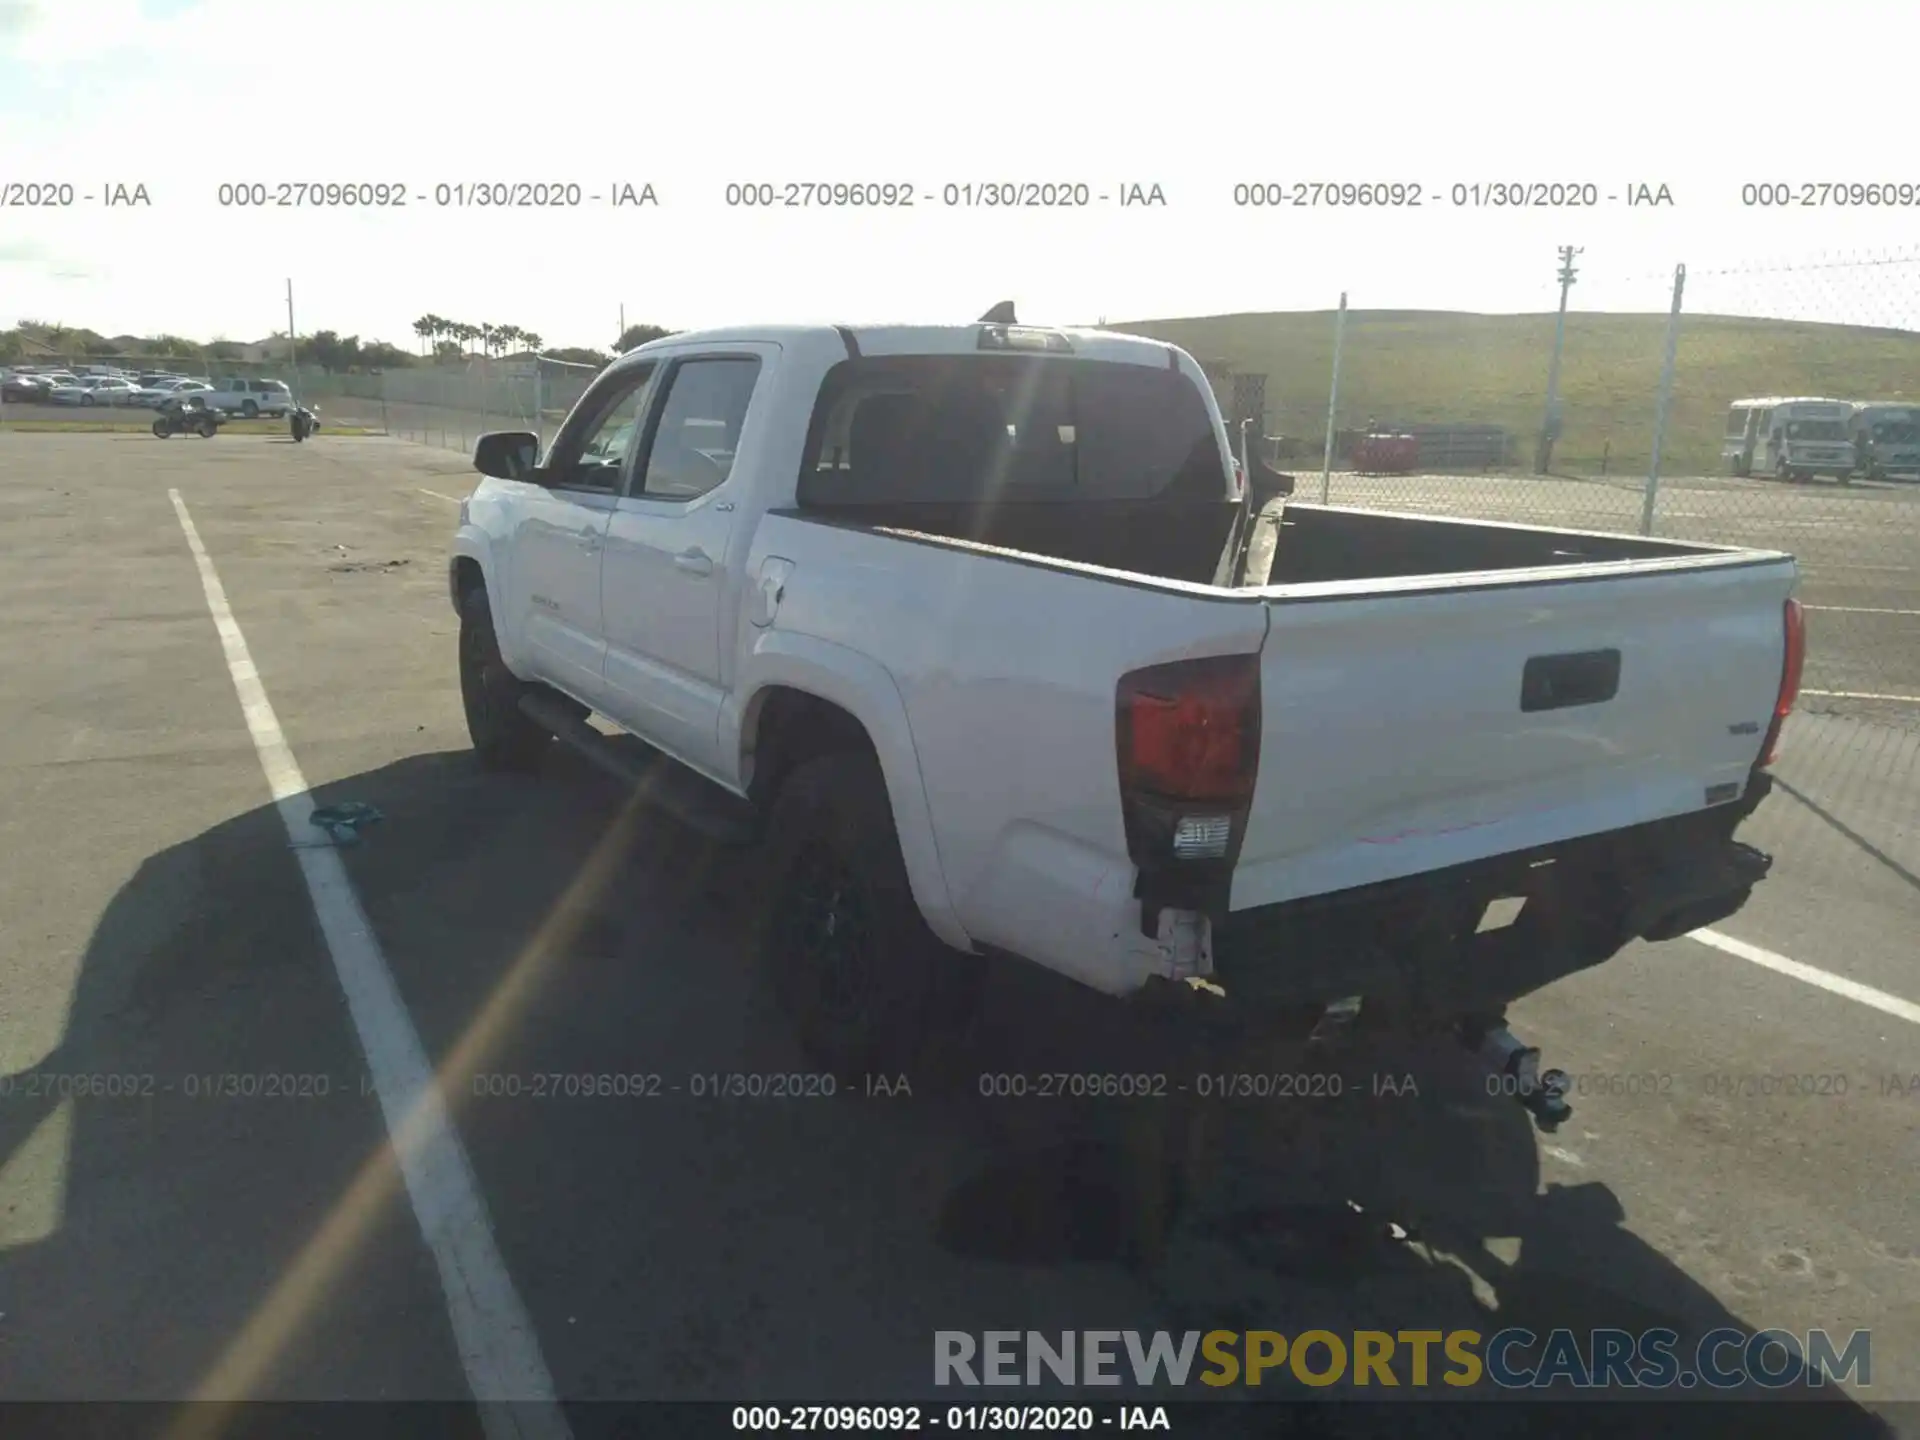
0 241 98 280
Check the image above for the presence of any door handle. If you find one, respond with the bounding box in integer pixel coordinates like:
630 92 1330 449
673 548 713 576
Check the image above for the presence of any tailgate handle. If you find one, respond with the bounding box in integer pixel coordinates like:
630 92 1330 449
1521 649 1621 712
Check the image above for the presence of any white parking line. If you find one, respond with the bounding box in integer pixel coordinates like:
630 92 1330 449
169 490 568 1440
418 488 465 504
1690 928 1920 1026
1803 606 1920 617
1800 688 1920 703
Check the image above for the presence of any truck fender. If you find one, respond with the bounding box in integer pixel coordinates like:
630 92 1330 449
447 530 532 676
726 631 971 953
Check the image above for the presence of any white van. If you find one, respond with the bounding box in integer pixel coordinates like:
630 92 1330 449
1849 402 1920 481
203 376 295 418
1722 397 1858 483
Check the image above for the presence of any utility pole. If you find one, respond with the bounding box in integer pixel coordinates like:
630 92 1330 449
1320 292 1348 504
1640 264 1687 536
286 279 299 406
1536 246 1581 474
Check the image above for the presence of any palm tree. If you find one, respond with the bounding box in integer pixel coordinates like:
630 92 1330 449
413 315 435 355
497 324 524 355
522 331 543 355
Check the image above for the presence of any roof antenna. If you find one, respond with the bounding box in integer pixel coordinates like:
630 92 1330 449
978 301 1017 324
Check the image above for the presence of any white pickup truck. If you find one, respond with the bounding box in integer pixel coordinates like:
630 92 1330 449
449 314 1805 1113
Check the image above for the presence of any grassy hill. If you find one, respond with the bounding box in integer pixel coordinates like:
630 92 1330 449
1112 311 1920 475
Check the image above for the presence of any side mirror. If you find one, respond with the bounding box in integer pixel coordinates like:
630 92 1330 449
474 430 540 481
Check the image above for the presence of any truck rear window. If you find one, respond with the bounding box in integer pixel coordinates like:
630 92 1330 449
798 355 1227 506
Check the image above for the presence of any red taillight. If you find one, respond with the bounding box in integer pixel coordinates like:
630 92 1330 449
1117 654 1261 804
1759 598 1806 767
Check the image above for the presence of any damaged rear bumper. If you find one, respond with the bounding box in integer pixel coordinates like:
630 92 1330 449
1147 770 1777 1023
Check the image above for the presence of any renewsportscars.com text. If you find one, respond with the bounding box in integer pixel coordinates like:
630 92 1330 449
935 1328 1871 1390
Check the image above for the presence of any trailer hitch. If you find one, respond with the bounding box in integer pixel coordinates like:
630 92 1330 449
1462 1021 1573 1133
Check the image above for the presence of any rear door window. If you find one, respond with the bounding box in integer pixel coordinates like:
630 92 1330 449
633 357 763 501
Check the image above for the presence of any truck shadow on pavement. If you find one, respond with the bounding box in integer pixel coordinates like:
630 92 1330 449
1770 774 1920 897
0 747 1899 1438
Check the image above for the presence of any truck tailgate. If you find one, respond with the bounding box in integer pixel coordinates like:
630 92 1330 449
1231 554 1798 911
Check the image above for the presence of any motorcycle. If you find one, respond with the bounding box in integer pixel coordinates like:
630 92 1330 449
289 404 319 442
152 395 222 439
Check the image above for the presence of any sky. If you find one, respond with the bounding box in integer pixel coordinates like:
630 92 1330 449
4 0 1919 351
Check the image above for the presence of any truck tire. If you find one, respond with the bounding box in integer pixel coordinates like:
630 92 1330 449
759 752 979 1087
152 419 170 438
240 400 259 418
458 587 550 770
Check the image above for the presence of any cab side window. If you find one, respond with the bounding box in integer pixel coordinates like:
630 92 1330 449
549 364 658 493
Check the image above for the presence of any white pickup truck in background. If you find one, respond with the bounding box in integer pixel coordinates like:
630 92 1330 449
449 312 1805 1126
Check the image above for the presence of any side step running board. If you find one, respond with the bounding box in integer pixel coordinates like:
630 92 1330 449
518 692 760 845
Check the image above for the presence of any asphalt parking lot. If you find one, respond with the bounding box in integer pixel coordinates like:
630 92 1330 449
0 433 1915 1436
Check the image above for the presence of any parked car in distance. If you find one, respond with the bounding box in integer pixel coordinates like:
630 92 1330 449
2 373 54 402
161 380 213 409
47 376 137 407
204 377 294 418
84 376 143 406
132 378 205 407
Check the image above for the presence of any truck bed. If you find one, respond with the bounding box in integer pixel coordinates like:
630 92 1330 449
795 495 1733 591
1254 503 1714 584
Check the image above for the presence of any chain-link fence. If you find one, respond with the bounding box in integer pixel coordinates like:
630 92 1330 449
1210 249 1920 687
1 353 319 399
2 353 219 376
1177 248 1919 527
308 356 600 453
1 348 604 445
